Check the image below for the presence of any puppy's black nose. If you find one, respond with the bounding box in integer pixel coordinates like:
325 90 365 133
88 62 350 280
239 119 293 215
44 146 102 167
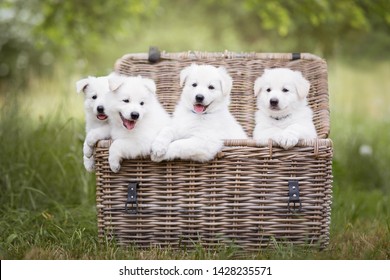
195 94 204 103
97 106 105 113
270 98 279 107
130 112 139 120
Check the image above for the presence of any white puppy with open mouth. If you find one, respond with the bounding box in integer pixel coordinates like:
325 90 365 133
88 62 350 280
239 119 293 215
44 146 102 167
253 68 317 149
151 64 247 162
107 74 170 172
76 75 111 172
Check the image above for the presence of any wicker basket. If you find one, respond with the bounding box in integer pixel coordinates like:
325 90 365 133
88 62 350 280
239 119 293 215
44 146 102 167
95 50 333 250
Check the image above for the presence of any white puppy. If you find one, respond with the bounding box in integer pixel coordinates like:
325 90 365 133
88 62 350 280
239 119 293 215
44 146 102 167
253 68 317 149
76 75 111 172
151 64 247 162
107 75 170 172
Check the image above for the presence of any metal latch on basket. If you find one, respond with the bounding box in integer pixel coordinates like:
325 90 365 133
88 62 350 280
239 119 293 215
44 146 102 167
288 180 302 213
125 182 139 214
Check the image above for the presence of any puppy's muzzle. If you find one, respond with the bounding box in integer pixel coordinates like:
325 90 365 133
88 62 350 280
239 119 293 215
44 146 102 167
97 105 105 114
193 94 210 114
270 98 279 109
120 112 138 131
96 105 108 120
195 94 204 103
130 112 139 120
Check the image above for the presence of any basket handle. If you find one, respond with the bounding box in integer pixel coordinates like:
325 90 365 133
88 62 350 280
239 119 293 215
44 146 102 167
148 46 161 63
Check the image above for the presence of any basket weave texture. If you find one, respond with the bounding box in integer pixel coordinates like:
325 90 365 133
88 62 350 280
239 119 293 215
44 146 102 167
95 51 333 250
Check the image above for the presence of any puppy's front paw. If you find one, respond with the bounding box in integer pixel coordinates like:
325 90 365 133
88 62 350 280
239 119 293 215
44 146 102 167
83 142 94 158
276 132 299 150
151 149 166 162
108 155 121 173
151 141 168 162
83 156 95 172
109 161 121 173
86 137 97 149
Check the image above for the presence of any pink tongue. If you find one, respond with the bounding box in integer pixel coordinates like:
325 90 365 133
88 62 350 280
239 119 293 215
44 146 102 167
123 119 135 130
194 104 205 113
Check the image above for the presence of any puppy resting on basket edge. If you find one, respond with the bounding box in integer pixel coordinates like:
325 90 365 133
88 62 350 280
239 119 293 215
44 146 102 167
76 75 111 172
253 68 317 149
151 63 247 162
107 74 170 172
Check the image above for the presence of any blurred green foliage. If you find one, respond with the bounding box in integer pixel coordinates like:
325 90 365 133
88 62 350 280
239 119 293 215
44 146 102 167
0 0 159 80
241 0 390 56
0 0 389 82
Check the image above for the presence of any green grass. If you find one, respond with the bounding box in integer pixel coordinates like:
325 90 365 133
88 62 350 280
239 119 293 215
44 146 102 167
0 61 389 260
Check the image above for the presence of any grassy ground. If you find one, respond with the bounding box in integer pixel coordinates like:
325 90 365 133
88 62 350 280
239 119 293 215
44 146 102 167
0 60 389 260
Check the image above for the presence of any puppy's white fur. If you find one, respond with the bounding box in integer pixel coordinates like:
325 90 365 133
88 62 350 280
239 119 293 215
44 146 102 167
76 75 111 172
253 68 317 149
107 74 170 172
151 64 247 162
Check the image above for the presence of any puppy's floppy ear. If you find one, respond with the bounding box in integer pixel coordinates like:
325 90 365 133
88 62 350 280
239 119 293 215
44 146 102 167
141 77 156 94
293 71 310 99
76 78 90 93
108 73 125 92
217 66 233 95
254 69 270 97
180 63 196 87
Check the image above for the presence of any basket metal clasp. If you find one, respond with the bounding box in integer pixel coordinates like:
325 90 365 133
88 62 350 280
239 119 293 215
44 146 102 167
288 180 302 213
125 182 139 214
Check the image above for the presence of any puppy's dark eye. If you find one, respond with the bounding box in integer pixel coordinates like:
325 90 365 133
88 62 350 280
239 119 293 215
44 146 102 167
282 88 289 93
92 95 97 100
192 83 197 87
123 99 129 103
140 101 144 106
208 85 215 90
266 88 271 92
